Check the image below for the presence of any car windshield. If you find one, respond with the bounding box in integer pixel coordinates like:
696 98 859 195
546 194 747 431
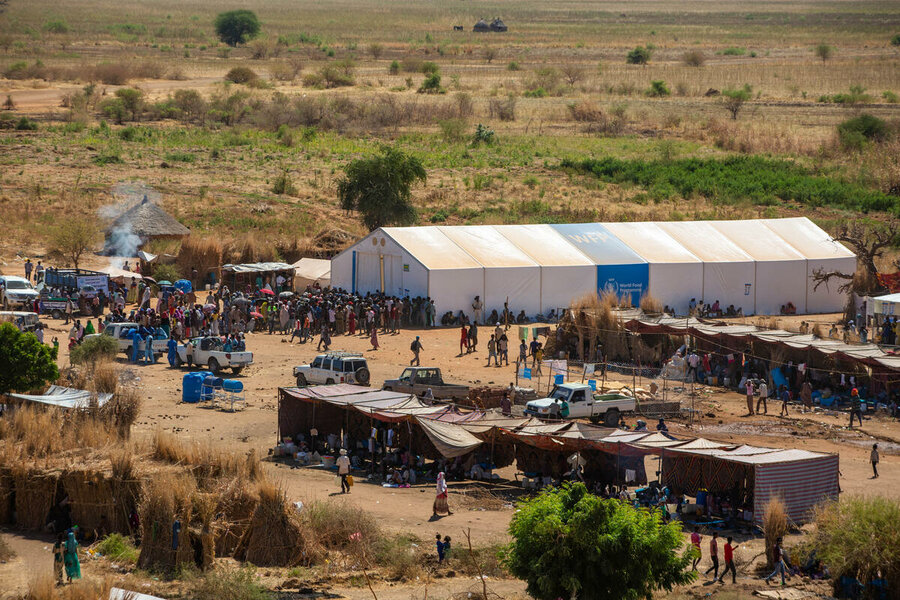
399 368 412 382
549 386 569 400
5 280 33 290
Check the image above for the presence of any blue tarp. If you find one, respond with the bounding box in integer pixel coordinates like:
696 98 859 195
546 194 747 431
550 224 649 305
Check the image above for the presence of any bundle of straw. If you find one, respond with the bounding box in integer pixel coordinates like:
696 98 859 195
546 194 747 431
13 467 58 530
137 474 196 571
240 482 315 566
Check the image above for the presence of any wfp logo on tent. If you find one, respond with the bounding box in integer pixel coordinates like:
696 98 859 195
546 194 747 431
603 278 620 295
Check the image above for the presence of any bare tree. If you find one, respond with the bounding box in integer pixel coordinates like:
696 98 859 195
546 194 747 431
811 220 899 294
369 43 384 60
561 63 586 86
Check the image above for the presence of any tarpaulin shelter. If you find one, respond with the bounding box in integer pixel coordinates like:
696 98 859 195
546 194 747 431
8 385 113 409
332 218 853 318
662 445 839 525
222 262 294 291
292 258 331 291
623 316 900 373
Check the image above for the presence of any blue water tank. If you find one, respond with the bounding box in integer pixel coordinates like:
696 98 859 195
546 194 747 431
182 372 204 403
223 379 243 393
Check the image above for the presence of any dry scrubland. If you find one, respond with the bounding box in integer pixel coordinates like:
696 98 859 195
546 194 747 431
0 0 898 259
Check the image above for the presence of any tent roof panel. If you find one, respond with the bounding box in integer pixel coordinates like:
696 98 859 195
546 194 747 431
550 223 646 265
382 227 483 270
761 217 855 260
709 220 806 261
603 222 702 263
493 224 595 266
657 222 755 263
437 225 538 268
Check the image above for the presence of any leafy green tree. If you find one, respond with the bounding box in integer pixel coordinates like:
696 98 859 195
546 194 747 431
722 84 753 120
504 483 696 600
626 46 651 65
337 146 426 230
0 322 58 395
115 88 143 121
814 43 834 63
214 10 261 47
892 33 900 46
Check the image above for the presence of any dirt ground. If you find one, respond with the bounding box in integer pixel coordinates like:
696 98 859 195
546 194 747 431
2 302 898 598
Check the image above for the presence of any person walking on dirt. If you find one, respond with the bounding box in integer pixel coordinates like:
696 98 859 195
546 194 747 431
745 380 755 415
849 388 864 428
800 379 813 412
718 537 739 584
337 448 351 494
690 527 702 571
756 380 768 414
704 531 720 579
410 336 423 366
871 443 880 478
486 334 499 367
779 386 791 417
764 538 788 586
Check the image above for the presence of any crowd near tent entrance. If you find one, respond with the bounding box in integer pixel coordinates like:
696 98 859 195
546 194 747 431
331 219 855 319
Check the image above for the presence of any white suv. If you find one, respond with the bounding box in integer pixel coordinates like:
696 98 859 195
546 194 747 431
0 276 39 310
293 351 370 387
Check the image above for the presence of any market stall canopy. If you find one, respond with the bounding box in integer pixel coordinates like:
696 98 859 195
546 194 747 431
9 385 113 409
99 265 143 281
416 417 484 458
293 258 331 290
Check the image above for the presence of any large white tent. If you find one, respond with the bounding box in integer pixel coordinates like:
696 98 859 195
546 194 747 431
330 218 855 319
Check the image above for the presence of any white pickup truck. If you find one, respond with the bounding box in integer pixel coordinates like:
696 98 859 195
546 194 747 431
86 323 169 356
524 382 636 426
175 336 252 375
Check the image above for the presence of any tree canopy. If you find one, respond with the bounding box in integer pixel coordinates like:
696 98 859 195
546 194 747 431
504 483 696 600
0 322 58 395
214 10 261 47
626 46 652 65
50 217 97 271
337 146 426 231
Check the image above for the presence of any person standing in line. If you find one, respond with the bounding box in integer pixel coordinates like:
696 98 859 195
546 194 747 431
745 380 755 415
704 531 720 579
871 443 879 478
337 448 351 494
718 537 739 584
486 334 498 367
756 380 768 414
410 336 423 366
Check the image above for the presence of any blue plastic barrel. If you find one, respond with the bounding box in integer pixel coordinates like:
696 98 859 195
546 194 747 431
223 379 243 393
182 372 203 403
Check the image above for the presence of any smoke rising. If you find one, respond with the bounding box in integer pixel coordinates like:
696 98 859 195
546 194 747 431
100 181 161 266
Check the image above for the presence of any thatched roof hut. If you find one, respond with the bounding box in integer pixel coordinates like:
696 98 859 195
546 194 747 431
108 196 191 242
490 18 508 32
473 19 490 32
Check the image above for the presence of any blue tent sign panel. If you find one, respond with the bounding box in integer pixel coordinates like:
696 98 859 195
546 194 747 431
522 367 532 380
597 263 649 306
554 374 564 385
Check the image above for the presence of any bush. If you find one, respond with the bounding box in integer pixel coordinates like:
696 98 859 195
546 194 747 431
722 46 746 56
472 123 495 145
225 66 258 84
305 61 355 89
272 171 297 195
646 80 670 97
214 10 261 47
418 72 443 94
44 19 69 34
96 533 138 564
505 483 695 600
69 334 118 365
892 33 900 46
421 61 439 75
93 62 132 85
439 118 467 142
507 61 520 71
489 95 516 121
152 264 181 283
682 50 705 67
812 497 900 595
165 151 195 163
626 46 651 65
838 114 890 149
15 117 38 130
191 566 270 600
883 90 899 103
388 60 400 74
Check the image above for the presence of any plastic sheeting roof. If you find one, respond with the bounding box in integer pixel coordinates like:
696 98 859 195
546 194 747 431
438 225 538 268
9 385 113 409
222 262 294 273
494 225 595 266
657 222 754 263
762 218 855 260
604 222 702 264
710 220 806 261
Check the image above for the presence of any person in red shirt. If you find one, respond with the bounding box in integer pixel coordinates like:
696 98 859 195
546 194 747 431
460 324 468 356
690 526 702 571
704 531 720 579
718 536 739 583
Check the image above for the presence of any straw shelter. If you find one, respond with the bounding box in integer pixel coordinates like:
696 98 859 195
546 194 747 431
106 196 191 247
473 19 490 32
490 18 508 32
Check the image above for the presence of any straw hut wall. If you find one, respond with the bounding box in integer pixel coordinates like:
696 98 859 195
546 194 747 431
137 474 197 571
0 469 13 525
237 482 310 567
61 469 140 537
13 467 60 530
